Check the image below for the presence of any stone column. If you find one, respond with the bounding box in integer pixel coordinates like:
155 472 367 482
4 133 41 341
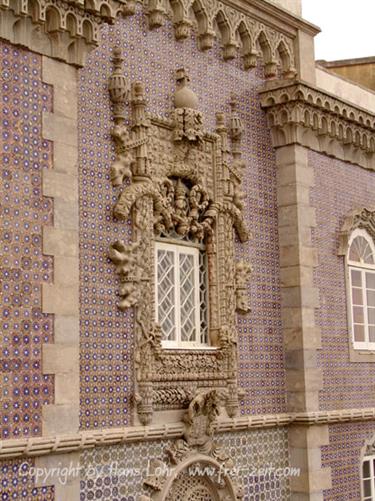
276 145 331 500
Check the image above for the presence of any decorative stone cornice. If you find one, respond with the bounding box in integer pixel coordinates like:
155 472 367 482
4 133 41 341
0 0 134 66
2 408 375 460
0 0 318 72
259 80 375 169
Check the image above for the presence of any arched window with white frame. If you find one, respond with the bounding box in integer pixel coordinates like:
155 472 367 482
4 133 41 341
347 228 375 350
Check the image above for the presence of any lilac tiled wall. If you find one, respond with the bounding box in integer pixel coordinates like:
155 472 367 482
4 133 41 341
78 7 286 429
1 41 54 440
322 421 375 500
309 150 375 410
0 459 54 500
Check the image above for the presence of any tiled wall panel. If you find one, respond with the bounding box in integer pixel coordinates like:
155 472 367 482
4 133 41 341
1 41 54 440
310 150 375 410
322 421 375 501
0 459 54 500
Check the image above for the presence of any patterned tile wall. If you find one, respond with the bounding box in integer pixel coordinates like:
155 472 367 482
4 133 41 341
80 428 291 500
322 421 375 501
0 459 54 500
0 41 54 440
309 150 375 410
78 6 286 430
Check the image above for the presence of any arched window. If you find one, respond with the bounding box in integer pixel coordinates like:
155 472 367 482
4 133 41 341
347 229 375 350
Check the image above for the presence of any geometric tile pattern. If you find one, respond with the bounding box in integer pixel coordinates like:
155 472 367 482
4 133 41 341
0 459 54 500
78 7 286 429
310 150 375 410
0 41 54 440
322 422 375 501
79 428 291 500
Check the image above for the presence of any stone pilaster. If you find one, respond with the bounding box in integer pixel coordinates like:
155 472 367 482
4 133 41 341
275 145 331 499
39 56 80 500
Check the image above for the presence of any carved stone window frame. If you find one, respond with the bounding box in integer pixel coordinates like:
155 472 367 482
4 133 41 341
108 54 251 424
339 208 375 362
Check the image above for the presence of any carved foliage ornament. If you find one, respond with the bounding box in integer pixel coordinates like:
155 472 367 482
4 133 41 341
108 54 250 425
139 390 244 501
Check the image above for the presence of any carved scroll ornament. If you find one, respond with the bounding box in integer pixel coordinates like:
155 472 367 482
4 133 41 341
108 54 251 425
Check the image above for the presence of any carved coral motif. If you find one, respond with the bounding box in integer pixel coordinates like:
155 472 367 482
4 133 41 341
108 53 250 425
108 239 146 310
183 390 222 452
235 261 252 314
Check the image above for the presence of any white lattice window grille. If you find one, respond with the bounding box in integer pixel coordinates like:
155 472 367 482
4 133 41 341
155 241 209 348
347 229 375 351
362 455 375 500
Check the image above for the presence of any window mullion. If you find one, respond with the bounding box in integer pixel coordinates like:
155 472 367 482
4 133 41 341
363 269 369 349
175 247 181 345
155 246 159 326
193 249 200 343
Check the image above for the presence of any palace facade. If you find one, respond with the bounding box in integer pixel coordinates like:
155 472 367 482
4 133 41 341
1 0 375 500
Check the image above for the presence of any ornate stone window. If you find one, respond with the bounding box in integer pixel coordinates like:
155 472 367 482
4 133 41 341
108 52 251 424
339 209 375 360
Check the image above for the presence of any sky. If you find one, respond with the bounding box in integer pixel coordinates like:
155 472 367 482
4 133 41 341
302 0 375 61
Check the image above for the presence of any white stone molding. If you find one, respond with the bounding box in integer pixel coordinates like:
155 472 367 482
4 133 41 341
260 80 375 170
1 408 375 460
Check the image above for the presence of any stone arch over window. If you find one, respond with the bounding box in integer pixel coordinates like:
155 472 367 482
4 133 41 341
142 455 239 501
339 208 375 361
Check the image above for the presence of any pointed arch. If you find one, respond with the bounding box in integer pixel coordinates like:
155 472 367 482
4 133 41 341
214 9 231 45
276 39 293 76
191 0 210 34
45 6 61 33
256 30 272 63
236 20 252 54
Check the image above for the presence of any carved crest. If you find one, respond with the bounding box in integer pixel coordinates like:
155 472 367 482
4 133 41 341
139 391 244 501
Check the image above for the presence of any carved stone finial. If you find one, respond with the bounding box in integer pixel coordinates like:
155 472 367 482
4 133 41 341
229 94 243 142
174 68 198 110
108 47 129 124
